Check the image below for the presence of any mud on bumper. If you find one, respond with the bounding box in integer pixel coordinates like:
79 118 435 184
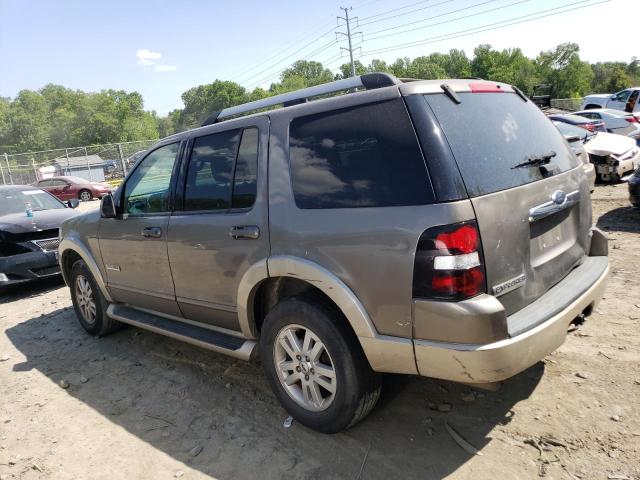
0 251 61 286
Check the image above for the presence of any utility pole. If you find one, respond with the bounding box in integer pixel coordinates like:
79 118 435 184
337 7 361 78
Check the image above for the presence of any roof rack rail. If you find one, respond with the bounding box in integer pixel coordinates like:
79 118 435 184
205 72 400 125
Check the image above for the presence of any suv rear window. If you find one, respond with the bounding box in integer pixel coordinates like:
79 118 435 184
289 99 434 209
424 93 579 197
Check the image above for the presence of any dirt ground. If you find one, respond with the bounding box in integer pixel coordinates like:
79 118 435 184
1 187 639 480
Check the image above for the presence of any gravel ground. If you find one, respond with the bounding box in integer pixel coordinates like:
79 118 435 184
0 186 638 480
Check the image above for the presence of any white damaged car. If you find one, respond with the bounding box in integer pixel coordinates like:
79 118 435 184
554 121 639 182
583 131 639 182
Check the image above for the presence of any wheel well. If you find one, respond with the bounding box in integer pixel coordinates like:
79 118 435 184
252 277 347 334
584 104 602 110
61 249 82 279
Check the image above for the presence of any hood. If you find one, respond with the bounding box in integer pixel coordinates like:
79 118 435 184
0 208 79 235
585 132 637 157
584 94 611 100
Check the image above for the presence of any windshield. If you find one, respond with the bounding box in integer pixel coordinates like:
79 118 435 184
65 176 91 184
0 189 66 216
554 121 592 141
424 92 579 197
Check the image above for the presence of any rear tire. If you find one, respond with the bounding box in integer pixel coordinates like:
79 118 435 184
79 189 92 202
260 295 381 433
69 259 120 336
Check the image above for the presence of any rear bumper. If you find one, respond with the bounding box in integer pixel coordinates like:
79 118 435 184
413 256 608 383
0 250 61 286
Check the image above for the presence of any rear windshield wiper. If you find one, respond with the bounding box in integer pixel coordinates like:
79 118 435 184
511 151 556 169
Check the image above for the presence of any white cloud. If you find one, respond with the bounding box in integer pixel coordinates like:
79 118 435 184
135 49 177 72
154 64 178 72
136 49 161 62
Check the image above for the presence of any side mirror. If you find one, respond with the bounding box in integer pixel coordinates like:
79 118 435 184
100 194 117 218
67 198 80 209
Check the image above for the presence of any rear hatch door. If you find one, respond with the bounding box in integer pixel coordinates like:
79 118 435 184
424 90 592 332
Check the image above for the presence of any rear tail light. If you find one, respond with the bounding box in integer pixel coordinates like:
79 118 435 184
413 221 486 301
580 123 595 132
626 117 639 123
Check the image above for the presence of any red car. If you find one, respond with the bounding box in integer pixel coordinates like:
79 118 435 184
35 176 112 202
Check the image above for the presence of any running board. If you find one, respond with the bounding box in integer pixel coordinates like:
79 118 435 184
107 304 256 360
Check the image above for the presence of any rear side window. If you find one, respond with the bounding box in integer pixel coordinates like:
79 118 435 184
184 127 258 211
424 93 579 197
289 99 433 209
232 128 258 209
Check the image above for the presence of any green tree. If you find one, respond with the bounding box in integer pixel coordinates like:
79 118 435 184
591 62 632 93
535 43 593 97
408 56 447 79
336 60 367 79
179 80 248 130
280 60 334 87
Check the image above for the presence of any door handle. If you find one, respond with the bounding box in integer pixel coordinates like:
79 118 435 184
229 225 260 240
529 190 580 222
141 226 162 238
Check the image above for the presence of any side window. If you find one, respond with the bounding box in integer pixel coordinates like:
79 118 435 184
232 128 258 209
38 180 51 187
289 99 433 209
184 130 240 211
52 180 68 186
123 143 179 215
614 90 631 102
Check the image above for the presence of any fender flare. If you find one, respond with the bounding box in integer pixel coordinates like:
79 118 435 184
59 236 113 303
236 255 378 341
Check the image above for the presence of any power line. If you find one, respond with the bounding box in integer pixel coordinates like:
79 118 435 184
230 21 337 80
364 0 501 37
245 40 340 89
359 0 458 27
360 0 609 57
358 0 440 22
240 34 338 87
365 0 532 42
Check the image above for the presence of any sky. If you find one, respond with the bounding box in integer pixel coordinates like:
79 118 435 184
0 0 634 115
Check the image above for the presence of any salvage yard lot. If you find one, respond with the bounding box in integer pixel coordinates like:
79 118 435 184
1 184 638 480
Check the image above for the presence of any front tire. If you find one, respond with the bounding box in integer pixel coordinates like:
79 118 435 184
79 189 92 202
260 295 381 433
69 259 120 336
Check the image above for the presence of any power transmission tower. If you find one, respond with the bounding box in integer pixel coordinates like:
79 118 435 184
337 7 362 77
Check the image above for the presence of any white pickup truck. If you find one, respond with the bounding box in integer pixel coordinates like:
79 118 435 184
582 88 640 113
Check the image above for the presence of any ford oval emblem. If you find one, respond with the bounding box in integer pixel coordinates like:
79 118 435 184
551 190 567 205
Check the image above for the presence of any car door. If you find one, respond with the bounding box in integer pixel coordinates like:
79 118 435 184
98 141 183 316
167 117 269 332
47 179 66 200
56 180 74 200
608 89 632 111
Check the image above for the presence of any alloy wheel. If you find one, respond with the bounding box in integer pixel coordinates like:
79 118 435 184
273 324 337 412
75 274 97 325
80 191 91 201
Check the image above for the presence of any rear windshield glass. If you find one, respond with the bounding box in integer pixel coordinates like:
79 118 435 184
424 93 579 197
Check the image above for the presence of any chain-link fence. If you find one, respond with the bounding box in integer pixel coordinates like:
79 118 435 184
550 98 584 112
1 139 158 186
